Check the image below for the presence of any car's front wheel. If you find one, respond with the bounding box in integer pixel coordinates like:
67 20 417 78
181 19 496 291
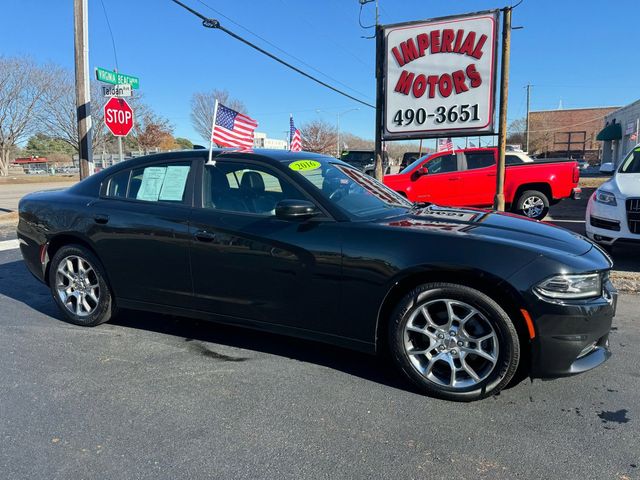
388 283 520 401
49 244 115 327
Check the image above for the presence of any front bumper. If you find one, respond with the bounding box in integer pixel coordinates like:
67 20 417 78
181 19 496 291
585 195 640 245
529 279 616 378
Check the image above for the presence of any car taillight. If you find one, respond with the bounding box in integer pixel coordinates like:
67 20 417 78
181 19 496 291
573 166 580 183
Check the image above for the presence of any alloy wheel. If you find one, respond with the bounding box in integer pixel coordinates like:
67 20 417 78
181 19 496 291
403 299 499 389
522 195 545 218
55 255 101 317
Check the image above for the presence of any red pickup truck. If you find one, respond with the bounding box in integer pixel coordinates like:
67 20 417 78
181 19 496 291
383 148 581 220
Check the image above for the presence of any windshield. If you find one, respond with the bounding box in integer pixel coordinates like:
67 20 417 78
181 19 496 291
400 154 431 174
619 148 640 173
291 161 412 218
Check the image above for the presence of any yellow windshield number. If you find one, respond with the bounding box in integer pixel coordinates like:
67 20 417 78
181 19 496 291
289 160 321 172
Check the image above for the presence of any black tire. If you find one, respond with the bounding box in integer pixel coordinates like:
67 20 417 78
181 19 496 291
388 283 520 401
49 244 115 327
514 189 549 220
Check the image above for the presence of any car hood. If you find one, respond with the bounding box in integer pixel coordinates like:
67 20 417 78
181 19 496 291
611 173 640 196
380 205 594 257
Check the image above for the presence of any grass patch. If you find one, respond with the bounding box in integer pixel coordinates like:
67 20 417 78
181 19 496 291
0 175 78 185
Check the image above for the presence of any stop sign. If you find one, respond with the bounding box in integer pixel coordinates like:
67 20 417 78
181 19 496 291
104 97 134 136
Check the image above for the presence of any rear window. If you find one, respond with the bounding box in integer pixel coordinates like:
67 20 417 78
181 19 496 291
104 161 191 203
106 170 130 198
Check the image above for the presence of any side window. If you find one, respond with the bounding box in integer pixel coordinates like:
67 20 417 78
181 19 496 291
203 161 307 215
105 169 130 198
465 152 495 170
506 154 524 165
426 154 457 174
127 161 191 203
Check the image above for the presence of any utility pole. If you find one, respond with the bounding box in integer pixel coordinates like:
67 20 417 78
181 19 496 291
372 0 385 181
493 6 511 212
525 83 531 152
74 0 93 179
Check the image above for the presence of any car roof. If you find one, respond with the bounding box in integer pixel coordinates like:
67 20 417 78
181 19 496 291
71 148 345 195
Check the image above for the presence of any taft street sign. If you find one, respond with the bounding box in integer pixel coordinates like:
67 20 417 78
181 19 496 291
96 67 140 89
101 84 132 97
382 11 499 140
104 97 134 137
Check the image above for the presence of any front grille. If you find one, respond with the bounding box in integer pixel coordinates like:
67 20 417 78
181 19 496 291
627 198 640 234
590 216 620 231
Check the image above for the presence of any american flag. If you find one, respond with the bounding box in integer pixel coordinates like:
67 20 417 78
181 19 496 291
212 103 258 149
437 137 454 152
290 115 302 152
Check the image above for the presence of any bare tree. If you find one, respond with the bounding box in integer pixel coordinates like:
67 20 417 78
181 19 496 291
300 119 337 156
38 70 109 155
340 133 374 152
129 101 174 152
507 118 526 146
190 89 247 142
0 57 55 176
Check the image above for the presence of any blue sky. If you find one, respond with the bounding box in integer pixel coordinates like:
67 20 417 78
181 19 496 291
4 0 639 148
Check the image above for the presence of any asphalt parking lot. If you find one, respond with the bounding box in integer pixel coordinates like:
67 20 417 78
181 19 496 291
0 244 638 480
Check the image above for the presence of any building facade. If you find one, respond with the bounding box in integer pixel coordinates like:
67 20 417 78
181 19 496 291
253 132 288 150
528 106 619 161
598 99 640 167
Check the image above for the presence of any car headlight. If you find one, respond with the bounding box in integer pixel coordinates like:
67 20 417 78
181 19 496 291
535 273 602 300
595 190 617 206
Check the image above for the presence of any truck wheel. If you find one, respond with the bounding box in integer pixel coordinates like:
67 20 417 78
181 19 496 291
515 190 549 220
388 283 520 401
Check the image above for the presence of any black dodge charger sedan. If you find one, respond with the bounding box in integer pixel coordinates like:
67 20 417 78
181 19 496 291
17 149 616 401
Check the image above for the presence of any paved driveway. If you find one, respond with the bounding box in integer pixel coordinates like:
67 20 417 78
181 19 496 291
0 181 76 212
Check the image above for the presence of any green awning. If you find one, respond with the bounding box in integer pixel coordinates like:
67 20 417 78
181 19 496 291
597 123 622 141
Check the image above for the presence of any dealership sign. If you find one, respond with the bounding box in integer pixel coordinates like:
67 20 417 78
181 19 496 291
383 11 499 140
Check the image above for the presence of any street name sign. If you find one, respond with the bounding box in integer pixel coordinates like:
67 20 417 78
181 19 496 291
101 84 132 97
96 67 140 89
104 97 134 137
382 11 499 140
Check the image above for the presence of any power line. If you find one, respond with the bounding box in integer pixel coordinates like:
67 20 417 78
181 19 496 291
190 0 374 103
277 0 372 70
98 0 119 71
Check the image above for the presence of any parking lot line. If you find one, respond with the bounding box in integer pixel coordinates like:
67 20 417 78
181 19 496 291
0 239 20 251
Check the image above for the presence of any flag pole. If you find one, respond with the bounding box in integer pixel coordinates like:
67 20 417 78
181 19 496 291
289 113 293 151
208 98 220 164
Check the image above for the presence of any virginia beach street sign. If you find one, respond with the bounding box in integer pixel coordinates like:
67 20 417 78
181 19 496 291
101 84 132 97
382 11 499 140
96 67 140 89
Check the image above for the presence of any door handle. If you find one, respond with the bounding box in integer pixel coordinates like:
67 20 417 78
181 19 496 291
448 177 461 181
94 214 109 224
194 231 216 242
486 173 496 177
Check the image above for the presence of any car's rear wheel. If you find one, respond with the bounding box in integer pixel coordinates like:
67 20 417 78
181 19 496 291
388 283 520 401
49 244 115 327
515 190 549 220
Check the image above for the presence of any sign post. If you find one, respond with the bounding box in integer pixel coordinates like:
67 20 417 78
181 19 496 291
493 7 511 212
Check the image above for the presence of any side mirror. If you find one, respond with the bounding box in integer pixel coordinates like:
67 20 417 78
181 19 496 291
411 166 428 181
275 199 320 221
